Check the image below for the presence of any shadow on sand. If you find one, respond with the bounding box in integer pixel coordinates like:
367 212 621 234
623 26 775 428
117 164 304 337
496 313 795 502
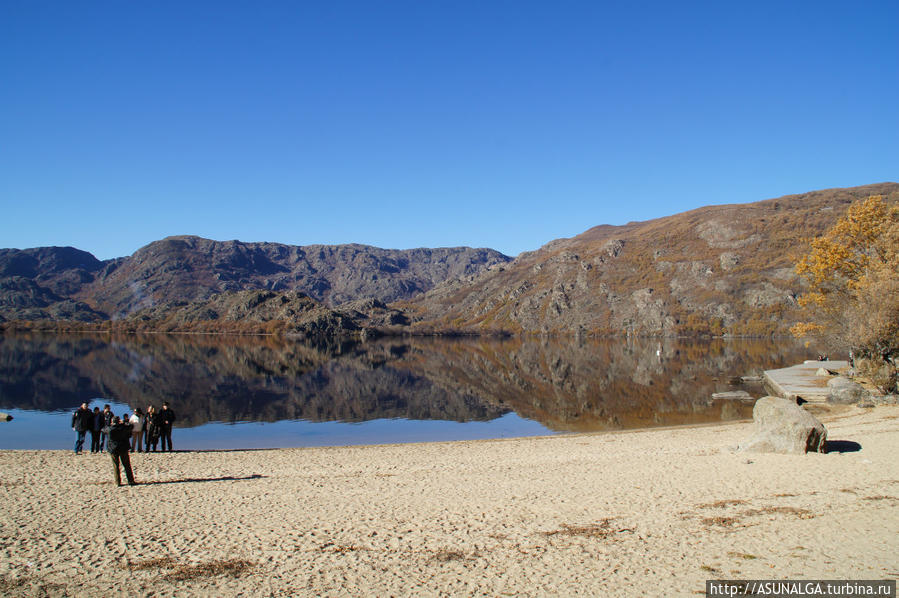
825 440 862 453
139 474 265 485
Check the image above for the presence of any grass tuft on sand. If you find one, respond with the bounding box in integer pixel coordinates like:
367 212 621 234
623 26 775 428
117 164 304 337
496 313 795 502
125 557 256 581
542 518 635 539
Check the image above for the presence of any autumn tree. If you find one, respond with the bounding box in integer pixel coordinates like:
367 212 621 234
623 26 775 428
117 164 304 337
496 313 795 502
792 195 899 391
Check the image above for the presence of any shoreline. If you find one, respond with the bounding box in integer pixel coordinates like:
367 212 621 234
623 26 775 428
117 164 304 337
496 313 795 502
1 415 758 453
2 403 897 596
0 407 764 453
0 324 809 340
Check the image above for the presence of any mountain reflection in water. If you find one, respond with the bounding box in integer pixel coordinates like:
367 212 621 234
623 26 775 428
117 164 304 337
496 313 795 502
0 333 821 448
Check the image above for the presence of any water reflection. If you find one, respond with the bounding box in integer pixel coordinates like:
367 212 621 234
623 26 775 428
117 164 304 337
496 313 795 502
0 333 821 446
392 337 813 432
0 333 506 427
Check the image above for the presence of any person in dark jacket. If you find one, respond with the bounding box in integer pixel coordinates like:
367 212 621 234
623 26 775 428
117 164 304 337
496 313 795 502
89 406 103 453
71 403 92 454
141 405 152 452
103 416 136 486
158 402 176 452
145 406 160 452
98 404 113 451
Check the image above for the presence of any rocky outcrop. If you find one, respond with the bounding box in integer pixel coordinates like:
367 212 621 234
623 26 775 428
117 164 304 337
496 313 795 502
827 377 871 405
336 298 410 329
0 277 105 322
0 246 104 297
739 396 827 454
119 289 410 339
406 183 899 336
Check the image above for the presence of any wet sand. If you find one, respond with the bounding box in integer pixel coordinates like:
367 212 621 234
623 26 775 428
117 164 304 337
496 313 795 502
1 404 897 597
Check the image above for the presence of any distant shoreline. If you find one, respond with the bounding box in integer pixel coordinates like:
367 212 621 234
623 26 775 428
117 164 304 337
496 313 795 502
0 322 804 341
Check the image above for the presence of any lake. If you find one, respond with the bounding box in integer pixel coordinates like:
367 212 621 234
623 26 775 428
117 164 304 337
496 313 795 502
0 332 821 450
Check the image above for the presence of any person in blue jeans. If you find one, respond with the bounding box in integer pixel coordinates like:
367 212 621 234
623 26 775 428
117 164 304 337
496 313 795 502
89 406 103 453
71 403 92 454
98 404 113 451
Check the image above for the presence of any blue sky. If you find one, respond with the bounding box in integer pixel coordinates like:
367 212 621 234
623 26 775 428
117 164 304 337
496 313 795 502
1 1 897 260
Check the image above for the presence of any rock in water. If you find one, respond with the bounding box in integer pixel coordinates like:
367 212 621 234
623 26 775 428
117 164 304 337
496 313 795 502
827 377 870 405
712 391 753 401
739 396 826 454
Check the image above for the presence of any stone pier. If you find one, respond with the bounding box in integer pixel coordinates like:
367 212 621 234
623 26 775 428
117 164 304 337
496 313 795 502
763 360 849 403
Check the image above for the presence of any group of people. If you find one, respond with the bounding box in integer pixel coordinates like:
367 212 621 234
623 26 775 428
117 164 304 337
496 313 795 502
70 401 177 486
71 402 177 454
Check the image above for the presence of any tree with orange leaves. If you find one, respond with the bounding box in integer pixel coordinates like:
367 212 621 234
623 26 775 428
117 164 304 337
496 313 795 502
792 195 899 391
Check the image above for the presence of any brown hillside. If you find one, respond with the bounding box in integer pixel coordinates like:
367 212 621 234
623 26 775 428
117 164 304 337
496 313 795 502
6 290 408 339
79 237 510 319
402 183 899 336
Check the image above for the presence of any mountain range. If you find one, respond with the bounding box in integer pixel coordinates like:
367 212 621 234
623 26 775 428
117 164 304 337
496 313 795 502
0 237 509 325
2 182 897 336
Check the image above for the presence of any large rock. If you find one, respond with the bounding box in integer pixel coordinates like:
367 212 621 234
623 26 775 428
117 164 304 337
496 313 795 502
739 396 827 454
827 377 870 405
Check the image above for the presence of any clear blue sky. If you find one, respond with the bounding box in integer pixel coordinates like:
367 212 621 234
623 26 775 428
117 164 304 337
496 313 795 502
2 1 897 260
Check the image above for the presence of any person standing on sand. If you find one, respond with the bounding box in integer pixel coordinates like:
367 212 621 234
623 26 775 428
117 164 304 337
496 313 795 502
145 406 160 452
159 402 176 452
130 409 143 452
103 416 136 486
98 404 113 451
71 403 92 454
90 406 103 453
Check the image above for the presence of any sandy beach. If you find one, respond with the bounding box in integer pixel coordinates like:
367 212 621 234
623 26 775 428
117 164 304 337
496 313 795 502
1 404 897 597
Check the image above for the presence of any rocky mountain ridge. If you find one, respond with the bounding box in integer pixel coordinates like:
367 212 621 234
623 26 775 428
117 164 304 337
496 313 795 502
0 237 510 322
402 182 899 336
2 183 897 336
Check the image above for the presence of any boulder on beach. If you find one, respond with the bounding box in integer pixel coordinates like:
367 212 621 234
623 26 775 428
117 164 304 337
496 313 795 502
827 377 870 405
739 396 827 454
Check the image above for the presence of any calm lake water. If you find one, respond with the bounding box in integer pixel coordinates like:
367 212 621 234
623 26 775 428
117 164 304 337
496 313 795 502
0 332 821 450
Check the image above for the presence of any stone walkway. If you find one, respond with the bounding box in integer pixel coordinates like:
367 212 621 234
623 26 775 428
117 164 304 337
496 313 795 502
763 360 848 403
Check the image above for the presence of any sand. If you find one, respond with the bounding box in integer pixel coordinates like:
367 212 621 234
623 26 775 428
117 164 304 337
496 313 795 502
1 404 897 597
